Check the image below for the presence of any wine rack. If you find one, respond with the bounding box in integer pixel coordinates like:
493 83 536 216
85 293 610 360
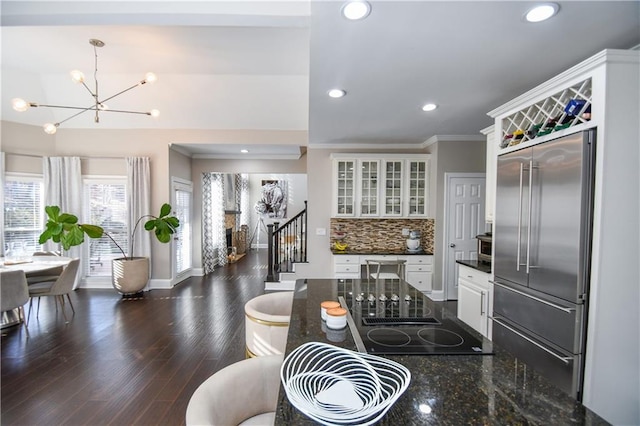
499 77 592 150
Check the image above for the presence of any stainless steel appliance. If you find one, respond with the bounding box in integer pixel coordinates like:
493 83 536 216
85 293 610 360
475 232 492 263
492 129 595 400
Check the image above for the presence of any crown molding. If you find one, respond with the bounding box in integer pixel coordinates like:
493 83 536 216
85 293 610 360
423 134 486 148
192 153 302 160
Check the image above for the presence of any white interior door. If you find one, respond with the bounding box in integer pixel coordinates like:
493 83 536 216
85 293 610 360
444 174 486 300
172 178 193 281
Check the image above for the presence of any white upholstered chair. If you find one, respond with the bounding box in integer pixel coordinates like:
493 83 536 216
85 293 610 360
186 354 284 426
27 258 80 322
244 291 293 358
0 270 30 336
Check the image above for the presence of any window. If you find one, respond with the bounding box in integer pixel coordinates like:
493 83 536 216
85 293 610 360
84 178 128 277
173 179 193 277
4 174 44 255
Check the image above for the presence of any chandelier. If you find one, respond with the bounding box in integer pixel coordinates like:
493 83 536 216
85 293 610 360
11 39 159 135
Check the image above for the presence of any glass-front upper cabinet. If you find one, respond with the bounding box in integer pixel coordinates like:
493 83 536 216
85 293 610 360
331 154 430 218
359 160 379 216
334 159 355 216
383 160 403 216
407 160 428 216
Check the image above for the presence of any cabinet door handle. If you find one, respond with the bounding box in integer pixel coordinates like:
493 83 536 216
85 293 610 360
480 291 485 315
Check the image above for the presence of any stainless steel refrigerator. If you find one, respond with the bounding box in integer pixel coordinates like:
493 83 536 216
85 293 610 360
492 129 595 400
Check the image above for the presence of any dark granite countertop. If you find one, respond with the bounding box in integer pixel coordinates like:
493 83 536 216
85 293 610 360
456 259 492 274
275 278 607 425
331 248 434 255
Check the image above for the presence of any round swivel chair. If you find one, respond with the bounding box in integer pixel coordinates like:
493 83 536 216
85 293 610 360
244 291 293 357
186 354 284 426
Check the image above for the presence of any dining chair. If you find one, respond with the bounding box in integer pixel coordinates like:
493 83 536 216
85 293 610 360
1 270 31 336
365 259 407 281
27 258 80 323
26 251 64 285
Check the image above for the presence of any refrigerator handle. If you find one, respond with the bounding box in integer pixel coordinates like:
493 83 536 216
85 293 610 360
517 162 524 271
526 160 534 274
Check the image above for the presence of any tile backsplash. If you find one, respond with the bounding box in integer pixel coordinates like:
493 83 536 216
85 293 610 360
330 218 434 253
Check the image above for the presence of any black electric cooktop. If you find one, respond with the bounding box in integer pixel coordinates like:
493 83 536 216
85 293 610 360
337 279 493 356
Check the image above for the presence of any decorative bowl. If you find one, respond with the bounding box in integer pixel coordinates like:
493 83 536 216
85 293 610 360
280 342 411 425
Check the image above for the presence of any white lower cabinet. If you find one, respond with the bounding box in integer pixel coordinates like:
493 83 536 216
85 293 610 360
457 264 492 339
405 256 433 293
333 255 361 279
332 254 433 292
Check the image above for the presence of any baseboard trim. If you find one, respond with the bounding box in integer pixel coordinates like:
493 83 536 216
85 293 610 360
429 289 446 301
149 279 172 290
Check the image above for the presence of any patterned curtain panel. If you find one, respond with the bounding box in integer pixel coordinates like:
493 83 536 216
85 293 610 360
239 174 250 228
202 173 227 274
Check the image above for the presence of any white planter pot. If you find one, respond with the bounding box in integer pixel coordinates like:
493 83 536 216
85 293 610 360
112 257 149 295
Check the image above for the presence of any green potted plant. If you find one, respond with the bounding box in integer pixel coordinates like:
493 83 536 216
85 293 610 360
39 203 180 294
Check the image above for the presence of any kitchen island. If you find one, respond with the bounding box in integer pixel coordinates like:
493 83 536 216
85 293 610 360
274 278 607 425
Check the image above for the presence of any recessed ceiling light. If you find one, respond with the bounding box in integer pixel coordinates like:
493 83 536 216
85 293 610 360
240 149 249 154
525 3 559 22
328 89 347 98
422 103 438 112
342 1 371 20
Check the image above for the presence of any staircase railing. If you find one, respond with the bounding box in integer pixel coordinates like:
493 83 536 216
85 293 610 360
267 201 307 282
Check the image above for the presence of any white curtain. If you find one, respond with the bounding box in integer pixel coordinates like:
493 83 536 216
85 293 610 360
43 156 82 288
43 156 83 258
239 173 250 228
0 152 5 257
126 157 151 260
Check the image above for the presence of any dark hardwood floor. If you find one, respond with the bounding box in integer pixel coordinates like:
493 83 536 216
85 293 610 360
1 250 270 425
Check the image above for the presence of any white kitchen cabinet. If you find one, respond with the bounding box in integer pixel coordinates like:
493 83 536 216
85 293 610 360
332 255 433 289
332 255 361 279
333 159 356 216
480 125 496 224
359 159 380 216
405 255 433 293
332 154 430 218
457 264 491 338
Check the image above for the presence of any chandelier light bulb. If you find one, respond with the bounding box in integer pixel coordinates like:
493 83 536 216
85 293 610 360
98 103 109 110
144 72 158 84
70 70 85 83
150 109 160 118
12 98 30 112
43 123 58 134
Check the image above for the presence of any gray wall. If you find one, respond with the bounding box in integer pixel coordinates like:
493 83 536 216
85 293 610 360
429 139 486 294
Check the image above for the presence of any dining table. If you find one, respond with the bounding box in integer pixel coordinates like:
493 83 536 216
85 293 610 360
0 256 74 328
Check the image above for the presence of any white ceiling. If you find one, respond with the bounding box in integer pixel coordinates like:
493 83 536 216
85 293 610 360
2 1 639 158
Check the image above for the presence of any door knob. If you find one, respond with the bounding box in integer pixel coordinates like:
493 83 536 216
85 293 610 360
449 243 456 248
